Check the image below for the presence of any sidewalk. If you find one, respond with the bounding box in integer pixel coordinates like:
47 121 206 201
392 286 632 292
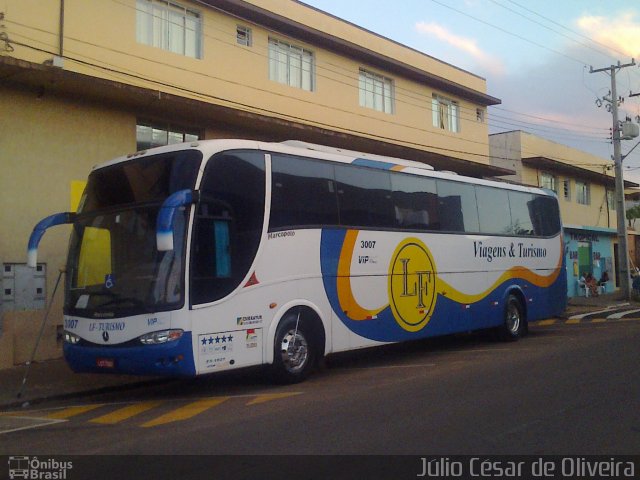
0 358 168 410
1 294 637 410
565 292 638 316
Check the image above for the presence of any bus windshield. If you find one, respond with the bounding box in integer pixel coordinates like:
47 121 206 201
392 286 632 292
64 150 202 317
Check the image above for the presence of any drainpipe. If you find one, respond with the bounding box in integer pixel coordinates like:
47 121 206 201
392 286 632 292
59 0 64 57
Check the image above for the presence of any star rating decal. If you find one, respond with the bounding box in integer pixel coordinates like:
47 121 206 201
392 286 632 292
201 334 235 345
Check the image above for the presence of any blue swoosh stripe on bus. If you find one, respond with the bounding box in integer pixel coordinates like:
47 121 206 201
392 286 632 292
352 158 397 170
319 229 566 343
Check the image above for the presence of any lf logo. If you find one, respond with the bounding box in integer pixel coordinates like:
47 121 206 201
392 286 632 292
389 239 437 332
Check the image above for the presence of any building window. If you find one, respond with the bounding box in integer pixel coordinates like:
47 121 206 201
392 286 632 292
136 121 200 151
563 179 571 201
432 95 460 132
540 172 557 193
237 25 252 46
136 0 202 59
358 68 394 114
607 190 616 210
476 108 485 122
268 38 314 91
576 181 590 205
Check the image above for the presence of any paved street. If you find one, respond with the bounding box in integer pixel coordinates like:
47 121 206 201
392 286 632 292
1 318 639 457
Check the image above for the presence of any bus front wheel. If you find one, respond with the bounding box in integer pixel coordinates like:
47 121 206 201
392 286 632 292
269 312 317 384
498 294 525 341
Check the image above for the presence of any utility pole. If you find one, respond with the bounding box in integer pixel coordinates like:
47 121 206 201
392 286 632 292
591 60 636 300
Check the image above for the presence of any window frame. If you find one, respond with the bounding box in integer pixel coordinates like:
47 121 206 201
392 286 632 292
540 172 557 193
607 189 616 211
563 179 571 201
268 38 315 92
576 180 591 205
432 94 460 133
136 0 202 59
136 120 201 151
236 25 252 47
358 68 395 114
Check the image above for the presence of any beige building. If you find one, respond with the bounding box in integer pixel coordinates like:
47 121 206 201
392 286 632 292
0 0 503 367
490 130 638 297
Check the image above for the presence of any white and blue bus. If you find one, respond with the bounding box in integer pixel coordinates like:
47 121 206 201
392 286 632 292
28 139 566 383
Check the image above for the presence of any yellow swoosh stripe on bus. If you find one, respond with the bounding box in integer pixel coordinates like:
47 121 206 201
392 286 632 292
336 230 387 320
336 230 562 321
436 263 562 305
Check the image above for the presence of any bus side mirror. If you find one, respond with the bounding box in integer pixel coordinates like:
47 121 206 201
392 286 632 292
157 189 196 251
27 212 76 268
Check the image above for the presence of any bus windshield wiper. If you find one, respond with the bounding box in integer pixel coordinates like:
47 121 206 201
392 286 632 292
98 296 146 309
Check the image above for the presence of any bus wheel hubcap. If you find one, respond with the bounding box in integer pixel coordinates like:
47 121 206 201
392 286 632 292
280 330 309 373
507 303 520 334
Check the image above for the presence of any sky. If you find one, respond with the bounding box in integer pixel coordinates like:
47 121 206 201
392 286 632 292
302 0 640 182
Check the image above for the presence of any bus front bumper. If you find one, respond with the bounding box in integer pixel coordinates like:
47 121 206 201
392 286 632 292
63 332 196 377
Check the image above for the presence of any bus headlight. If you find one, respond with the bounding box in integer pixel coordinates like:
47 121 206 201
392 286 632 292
139 329 184 345
64 331 81 344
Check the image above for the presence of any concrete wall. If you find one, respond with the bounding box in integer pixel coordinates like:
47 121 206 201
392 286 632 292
489 131 522 182
0 86 134 368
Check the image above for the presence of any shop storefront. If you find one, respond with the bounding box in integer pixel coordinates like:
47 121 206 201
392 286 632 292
564 226 616 297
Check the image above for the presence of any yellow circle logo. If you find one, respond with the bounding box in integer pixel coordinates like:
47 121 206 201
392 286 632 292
388 238 437 332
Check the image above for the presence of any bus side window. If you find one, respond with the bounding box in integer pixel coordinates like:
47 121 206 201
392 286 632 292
437 180 480 233
476 186 511 235
528 195 561 236
335 164 396 229
508 191 535 236
390 173 438 230
270 155 339 230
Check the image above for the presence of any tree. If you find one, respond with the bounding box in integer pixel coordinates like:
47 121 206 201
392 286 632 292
626 205 640 228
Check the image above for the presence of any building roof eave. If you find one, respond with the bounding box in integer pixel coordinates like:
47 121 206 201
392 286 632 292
522 156 639 188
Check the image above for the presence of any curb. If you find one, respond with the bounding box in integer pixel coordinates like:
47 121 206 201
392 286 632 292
0 377 176 411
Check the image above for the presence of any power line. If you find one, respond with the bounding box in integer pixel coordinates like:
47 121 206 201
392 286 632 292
8 35 615 173
504 0 631 60
487 0 616 63
427 0 592 67
5 6 612 142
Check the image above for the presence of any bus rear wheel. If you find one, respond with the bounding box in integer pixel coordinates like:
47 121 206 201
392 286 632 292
498 294 525 341
269 313 317 384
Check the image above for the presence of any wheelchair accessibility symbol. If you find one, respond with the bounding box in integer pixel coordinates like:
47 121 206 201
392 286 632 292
105 274 115 289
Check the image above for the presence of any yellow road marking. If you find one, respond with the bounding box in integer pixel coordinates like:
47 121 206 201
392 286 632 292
141 397 229 428
46 404 104 420
537 319 557 326
591 318 607 323
246 392 302 406
90 402 161 425
566 319 581 325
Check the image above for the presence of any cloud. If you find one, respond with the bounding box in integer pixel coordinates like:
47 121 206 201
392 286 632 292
577 12 640 58
415 21 506 75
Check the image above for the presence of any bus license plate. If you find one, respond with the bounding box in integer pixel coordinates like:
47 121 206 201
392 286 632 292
96 358 115 369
